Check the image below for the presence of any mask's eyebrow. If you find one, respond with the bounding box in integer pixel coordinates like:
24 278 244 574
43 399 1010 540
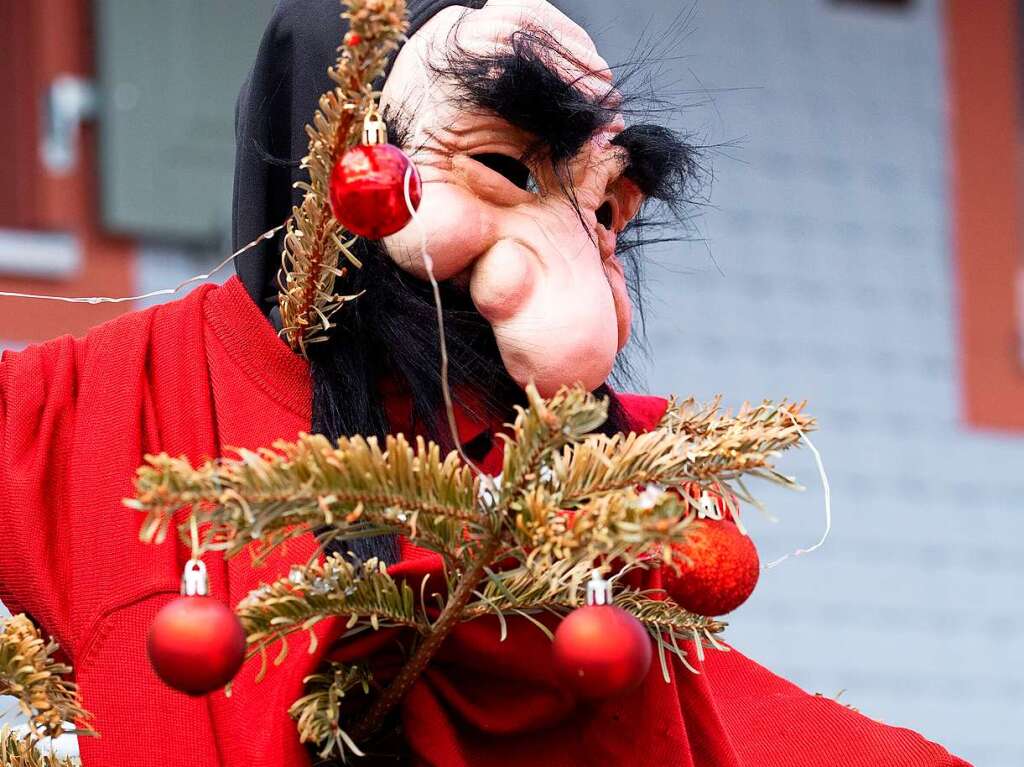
433 28 620 164
612 124 699 203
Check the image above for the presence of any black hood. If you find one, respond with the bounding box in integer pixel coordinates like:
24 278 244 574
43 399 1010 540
232 0 488 314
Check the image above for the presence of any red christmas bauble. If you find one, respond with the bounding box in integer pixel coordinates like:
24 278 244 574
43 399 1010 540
552 604 652 700
662 518 760 616
329 144 422 239
147 596 247 696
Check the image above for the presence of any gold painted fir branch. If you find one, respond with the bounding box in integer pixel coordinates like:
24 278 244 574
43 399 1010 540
236 555 427 676
0 727 79 767
132 386 812 568
132 431 479 565
278 0 408 354
130 384 813 756
0 614 94 752
289 663 374 760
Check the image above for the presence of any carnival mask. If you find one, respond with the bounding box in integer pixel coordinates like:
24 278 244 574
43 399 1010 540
380 0 648 396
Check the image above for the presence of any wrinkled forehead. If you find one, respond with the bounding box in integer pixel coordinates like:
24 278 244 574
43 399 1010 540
384 0 616 110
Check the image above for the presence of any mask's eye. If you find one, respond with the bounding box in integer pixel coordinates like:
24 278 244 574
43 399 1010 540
470 153 536 192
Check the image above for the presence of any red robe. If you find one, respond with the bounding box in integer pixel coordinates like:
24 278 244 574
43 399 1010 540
0 277 968 766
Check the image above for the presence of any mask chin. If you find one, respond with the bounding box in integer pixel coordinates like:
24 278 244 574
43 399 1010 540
493 321 617 397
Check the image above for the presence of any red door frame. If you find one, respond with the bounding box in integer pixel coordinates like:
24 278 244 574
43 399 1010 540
0 0 136 344
947 0 1024 430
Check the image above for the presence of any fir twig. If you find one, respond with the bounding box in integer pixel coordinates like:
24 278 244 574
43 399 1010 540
0 615 93 742
614 591 727 652
464 562 725 640
555 398 814 507
279 0 408 354
0 727 79 767
512 486 699 569
497 385 609 498
290 662 374 760
237 555 426 673
131 432 480 564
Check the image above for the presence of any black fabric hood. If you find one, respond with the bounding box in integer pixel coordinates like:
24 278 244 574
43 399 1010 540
232 0 487 314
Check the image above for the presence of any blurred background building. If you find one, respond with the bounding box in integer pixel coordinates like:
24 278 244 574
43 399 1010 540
2 0 1022 764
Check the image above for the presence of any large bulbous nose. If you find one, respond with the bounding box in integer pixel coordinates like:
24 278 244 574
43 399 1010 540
470 233 619 397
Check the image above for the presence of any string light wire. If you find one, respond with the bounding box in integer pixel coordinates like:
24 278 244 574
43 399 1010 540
0 224 285 305
763 415 832 569
403 164 486 479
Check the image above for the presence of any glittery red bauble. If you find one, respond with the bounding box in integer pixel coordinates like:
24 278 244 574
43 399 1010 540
663 518 760 616
552 604 652 700
329 144 422 239
147 596 246 696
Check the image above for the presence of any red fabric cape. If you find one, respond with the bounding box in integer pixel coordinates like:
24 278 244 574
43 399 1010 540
0 277 969 766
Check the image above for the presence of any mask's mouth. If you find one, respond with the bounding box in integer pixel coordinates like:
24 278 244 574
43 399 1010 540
602 252 632 352
597 225 618 263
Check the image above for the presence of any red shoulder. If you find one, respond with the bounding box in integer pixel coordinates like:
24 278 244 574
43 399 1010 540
1 280 216 368
84 281 217 349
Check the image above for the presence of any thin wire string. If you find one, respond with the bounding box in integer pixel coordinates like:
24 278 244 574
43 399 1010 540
0 224 285 305
403 165 485 479
763 416 832 569
399 51 498 486
189 514 202 560
0 144 818 549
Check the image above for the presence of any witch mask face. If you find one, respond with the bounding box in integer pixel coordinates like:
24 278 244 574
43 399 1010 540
380 0 646 397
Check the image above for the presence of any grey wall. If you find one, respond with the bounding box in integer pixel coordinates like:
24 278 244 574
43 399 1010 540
564 1 1021 764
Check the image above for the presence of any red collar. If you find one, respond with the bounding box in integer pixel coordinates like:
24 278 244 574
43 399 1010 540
380 379 507 476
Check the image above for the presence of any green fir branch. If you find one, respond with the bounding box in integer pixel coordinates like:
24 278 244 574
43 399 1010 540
237 555 426 674
130 432 481 563
0 616 93 742
289 662 374 761
0 727 79 767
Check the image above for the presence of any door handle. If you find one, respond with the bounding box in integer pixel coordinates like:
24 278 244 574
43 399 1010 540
41 75 98 175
